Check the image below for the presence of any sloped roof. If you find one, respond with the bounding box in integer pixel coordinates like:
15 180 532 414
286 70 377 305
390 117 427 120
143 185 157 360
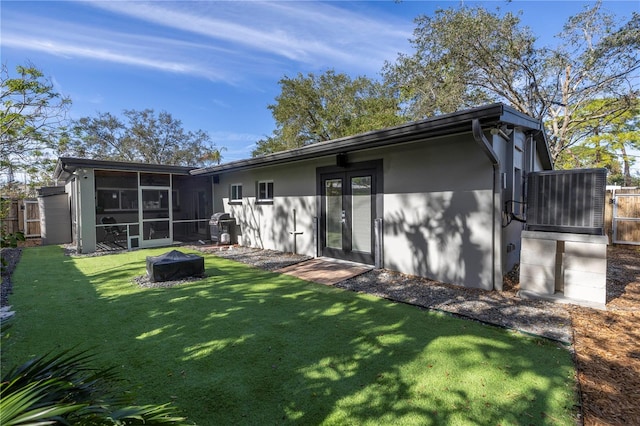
192 102 553 175
54 157 194 181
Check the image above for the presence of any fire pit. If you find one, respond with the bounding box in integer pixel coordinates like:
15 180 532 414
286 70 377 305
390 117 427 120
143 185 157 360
146 250 205 282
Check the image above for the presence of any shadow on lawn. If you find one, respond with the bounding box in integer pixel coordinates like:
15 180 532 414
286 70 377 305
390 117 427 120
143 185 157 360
8 246 576 425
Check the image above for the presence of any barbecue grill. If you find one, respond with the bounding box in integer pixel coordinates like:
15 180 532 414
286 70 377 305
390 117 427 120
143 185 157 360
209 212 236 244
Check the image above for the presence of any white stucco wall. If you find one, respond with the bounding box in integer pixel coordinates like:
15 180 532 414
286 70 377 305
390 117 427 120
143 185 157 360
218 159 332 257
380 135 496 289
77 168 97 253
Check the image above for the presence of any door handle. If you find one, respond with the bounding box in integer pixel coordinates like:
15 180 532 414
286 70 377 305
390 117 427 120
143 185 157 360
341 210 346 223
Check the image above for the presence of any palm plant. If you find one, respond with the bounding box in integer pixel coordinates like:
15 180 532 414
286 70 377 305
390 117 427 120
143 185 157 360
1 348 191 425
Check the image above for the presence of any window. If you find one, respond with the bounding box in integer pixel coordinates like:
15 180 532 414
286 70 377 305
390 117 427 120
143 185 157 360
230 184 243 203
257 181 274 202
96 188 178 212
96 189 138 211
141 189 179 210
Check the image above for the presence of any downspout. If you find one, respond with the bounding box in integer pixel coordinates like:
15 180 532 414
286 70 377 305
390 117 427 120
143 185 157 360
472 119 503 291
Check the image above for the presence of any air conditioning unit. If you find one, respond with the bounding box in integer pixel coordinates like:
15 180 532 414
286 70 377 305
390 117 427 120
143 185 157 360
526 168 606 235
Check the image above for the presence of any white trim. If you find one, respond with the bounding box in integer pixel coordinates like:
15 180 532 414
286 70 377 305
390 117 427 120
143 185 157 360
230 183 243 202
257 180 274 202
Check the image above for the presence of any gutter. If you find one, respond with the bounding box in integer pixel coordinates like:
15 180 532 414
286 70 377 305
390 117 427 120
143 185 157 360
472 119 503 291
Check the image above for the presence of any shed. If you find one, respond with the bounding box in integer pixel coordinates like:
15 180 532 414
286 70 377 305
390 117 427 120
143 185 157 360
37 186 71 245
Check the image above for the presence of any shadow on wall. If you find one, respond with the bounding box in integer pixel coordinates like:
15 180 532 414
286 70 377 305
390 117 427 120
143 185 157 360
386 191 489 289
230 202 264 249
230 197 315 254
272 198 314 254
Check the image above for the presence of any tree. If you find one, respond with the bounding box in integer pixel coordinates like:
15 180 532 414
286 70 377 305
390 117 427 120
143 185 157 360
556 98 640 185
0 62 71 188
384 7 541 117
383 2 640 163
63 109 224 167
253 70 403 156
544 4 639 161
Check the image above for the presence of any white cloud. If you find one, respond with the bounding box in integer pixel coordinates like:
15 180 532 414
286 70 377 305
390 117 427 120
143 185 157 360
1 14 237 81
2 1 413 84
6 35 197 73
85 0 412 75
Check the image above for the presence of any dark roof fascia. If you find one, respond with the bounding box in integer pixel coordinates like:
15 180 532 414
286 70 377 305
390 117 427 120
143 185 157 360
37 186 66 197
533 130 554 170
54 157 194 181
499 104 543 130
192 103 545 176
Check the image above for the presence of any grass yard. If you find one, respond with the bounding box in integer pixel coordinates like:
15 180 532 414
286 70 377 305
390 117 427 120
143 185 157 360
1 246 578 425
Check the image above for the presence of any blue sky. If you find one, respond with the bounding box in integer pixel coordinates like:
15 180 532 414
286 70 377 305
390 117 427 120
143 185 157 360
2 0 638 163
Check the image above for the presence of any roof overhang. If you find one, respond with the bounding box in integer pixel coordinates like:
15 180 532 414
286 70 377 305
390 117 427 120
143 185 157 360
53 157 194 182
532 129 553 170
192 102 553 176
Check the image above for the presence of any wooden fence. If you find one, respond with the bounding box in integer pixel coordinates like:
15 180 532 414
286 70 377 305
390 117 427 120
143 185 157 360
2 198 41 238
605 188 640 245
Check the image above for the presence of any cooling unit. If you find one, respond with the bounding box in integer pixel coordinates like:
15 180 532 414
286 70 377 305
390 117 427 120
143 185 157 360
526 168 606 235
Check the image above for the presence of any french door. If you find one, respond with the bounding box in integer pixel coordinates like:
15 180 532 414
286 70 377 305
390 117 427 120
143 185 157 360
320 166 378 264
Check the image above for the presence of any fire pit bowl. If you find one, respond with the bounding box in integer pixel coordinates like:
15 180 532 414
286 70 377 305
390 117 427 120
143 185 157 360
146 250 205 282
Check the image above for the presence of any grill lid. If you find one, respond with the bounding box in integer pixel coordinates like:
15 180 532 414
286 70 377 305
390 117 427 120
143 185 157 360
210 212 231 224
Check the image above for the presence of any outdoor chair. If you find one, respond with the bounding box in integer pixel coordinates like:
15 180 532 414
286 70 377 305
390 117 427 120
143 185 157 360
101 216 127 247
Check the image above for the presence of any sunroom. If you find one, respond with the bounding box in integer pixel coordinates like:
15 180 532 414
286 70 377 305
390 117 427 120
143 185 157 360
53 158 214 253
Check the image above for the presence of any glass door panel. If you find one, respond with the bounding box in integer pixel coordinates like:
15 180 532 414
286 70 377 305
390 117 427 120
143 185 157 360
142 189 169 219
351 176 372 253
320 168 376 264
325 179 343 249
140 187 172 245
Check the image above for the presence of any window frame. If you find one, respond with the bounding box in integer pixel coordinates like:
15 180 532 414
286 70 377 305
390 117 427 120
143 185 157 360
96 188 138 212
96 187 178 212
256 180 274 203
229 183 243 204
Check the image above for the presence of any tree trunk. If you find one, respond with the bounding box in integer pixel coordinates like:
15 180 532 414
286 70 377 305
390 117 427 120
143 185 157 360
620 145 632 186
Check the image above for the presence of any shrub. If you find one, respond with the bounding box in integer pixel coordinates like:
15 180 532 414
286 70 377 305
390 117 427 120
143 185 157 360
0 349 192 425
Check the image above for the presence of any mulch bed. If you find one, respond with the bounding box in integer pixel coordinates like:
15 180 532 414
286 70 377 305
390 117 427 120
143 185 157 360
569 245 640 425
1 247 23 306
2 243 639 424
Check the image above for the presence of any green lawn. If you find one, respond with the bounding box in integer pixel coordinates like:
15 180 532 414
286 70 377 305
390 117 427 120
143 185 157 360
1 246 578 425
